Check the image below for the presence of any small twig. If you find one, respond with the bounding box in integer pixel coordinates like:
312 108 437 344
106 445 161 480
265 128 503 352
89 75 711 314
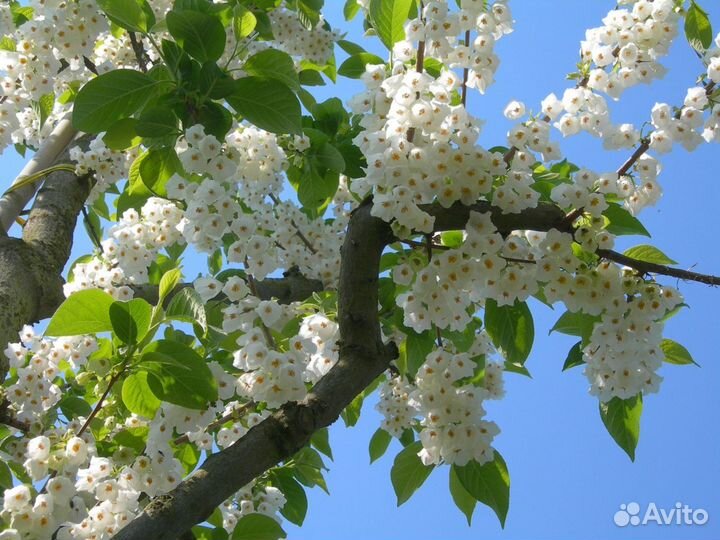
173 401 256 446
597 249 720 286
268 194 317 254
82 56 99 76
0 399 29 432
617 140 650 177
77 367 125 437
461 30 470 107
129 33 150 73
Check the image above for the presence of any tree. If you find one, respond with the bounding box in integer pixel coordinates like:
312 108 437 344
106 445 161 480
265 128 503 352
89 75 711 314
0 0 718 538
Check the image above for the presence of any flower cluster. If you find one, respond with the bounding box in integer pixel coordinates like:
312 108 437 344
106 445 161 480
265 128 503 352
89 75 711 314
65 197 184 299
583 278 683 402
3 327 98 425
267 6 339 65
377 335 503 466
70 136 136 202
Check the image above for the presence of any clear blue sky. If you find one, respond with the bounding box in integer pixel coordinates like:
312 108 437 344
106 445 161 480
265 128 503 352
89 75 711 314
3 2 719 539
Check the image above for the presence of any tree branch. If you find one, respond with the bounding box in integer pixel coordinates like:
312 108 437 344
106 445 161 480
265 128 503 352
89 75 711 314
0 116 78 234
113 199 573 539
597 249 720 286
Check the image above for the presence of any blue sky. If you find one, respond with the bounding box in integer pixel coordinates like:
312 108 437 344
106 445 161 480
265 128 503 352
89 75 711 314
2 1 719 539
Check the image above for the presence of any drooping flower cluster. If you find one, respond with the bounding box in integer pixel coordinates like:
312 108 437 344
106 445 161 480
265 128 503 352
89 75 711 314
377 334 504 466
583 278 684 402
267 7 339 65
70 136 137 202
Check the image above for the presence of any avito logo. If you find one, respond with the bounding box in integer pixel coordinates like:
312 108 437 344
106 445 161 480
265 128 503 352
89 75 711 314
614 501 709 527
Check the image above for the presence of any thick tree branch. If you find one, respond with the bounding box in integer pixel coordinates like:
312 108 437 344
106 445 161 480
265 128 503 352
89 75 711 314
0 117 78 233
0 139 92 373
114 199 573 539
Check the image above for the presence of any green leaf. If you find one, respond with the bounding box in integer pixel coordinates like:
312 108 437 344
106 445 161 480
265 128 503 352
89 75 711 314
232 514 286 540
135 107 178 138
404 329 435 377
35 93 54 129
603 203 650 237
369 0 413 50
167 9 226 62
599 394 642 461
295 167 339 210
660 339 698 366
142 340 218 409
109 298 152 344
292 447 329 493
175 442 201 474
310 428 333 460
158 268 182 306
0 461 13 489
59 396 93 420
337 52 385 79
337 39 365 55
227 77 302 135
139 146 182 196
165 287 208 332
341 393 363 427
244 49 300 91
271 469 308 526
233 5 257 38
449 466 476 526
103 118 142 150
484 299 534 365
562 341 585 371
440 230 464 248
622 245 677 265
45 289 115 336
369 427 392 463
685 0 713 51
122 371 161 418
453 452 510 528
97 0 156 33
343 0 361 21
72 69 166 133
390 441 434 506
550 311 599 345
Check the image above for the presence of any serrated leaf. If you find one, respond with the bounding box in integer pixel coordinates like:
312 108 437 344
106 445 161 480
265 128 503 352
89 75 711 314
244 49 299 91
484 299 534 365
232 514 286 540
369 0 413 50
72 69 166 133
453 452 510 528
45 289 115 336
623 245 677 265
122 371 161 418
390 441 434 505
166 9 226 62
449 466 476 526
660 339 698 366
599 394 642 461
685 1 713 51
369 427 392 463
227 77 302 135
